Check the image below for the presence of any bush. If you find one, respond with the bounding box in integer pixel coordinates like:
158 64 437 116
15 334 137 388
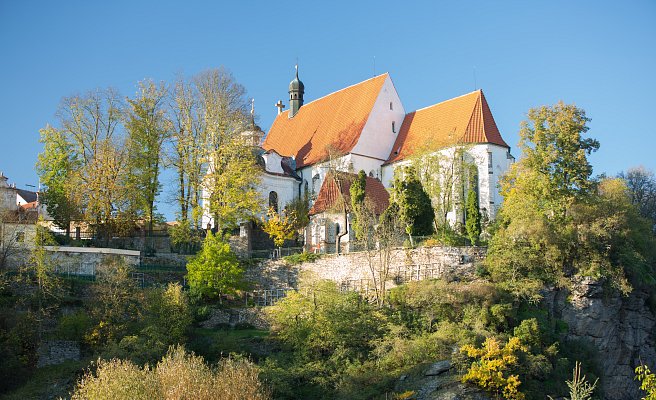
71 346 270 400
56 311 93 341
281 252 321 266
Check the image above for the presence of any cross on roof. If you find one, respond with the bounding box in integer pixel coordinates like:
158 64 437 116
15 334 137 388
275 100 286 114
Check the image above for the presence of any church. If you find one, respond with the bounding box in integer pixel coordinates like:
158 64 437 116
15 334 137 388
205 69 514 252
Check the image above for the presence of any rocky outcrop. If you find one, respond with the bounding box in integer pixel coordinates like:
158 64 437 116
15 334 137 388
395 361 490 400
544 277 656 399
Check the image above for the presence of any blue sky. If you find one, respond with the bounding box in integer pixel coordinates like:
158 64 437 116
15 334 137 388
1 1 655 219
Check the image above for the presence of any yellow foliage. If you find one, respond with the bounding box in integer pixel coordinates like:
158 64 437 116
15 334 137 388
261 207 297 247
460 337 526 400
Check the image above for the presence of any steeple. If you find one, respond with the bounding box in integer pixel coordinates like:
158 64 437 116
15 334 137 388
288 64 304 118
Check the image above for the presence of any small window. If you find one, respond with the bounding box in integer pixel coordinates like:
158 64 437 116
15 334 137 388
268 191 279 213
392 121 396 133
487 151 493 173
389 102 393 110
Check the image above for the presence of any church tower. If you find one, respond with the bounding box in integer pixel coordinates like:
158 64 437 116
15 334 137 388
288 65 304 118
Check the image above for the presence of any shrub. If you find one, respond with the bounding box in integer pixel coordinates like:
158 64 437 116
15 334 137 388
56 311 93 341
71 346 270 400
281 252 321 266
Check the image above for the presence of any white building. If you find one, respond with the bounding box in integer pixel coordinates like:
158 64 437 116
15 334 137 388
203 70 514 246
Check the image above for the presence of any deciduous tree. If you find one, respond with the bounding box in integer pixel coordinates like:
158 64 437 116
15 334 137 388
186 231 243 298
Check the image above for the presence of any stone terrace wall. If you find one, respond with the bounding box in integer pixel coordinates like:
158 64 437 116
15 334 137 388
45 246 140 276
37 340 80 367
246 246 486 290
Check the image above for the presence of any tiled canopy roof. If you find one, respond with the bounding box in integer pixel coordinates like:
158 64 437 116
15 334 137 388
309 172 390 216
385 90 508 164
262 74 388 168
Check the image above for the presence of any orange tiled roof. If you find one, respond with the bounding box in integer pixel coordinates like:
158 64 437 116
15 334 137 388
385 90 508 164
262 74 388 168
309 172 390 216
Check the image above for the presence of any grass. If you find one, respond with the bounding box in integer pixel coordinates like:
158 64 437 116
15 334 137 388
0 359 90 400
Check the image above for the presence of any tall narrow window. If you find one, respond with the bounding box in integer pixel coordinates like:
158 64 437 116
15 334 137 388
488 151 493 173
389 102 393 110
268 191 279 213
392 121 396 133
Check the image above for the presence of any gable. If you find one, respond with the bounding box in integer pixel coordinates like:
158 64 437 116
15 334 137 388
309 172 390 216
262 74 388 168
385 90 509 164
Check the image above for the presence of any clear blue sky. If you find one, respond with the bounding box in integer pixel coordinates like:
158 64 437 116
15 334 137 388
1 1 655 220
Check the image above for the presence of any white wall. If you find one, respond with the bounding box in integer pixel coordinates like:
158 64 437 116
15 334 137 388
381 143 514 224
350 75 406 162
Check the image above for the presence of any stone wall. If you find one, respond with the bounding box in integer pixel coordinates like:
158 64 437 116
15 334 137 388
245 246 486 290
37 340 80 367
46 246 140 276
200 307 270 330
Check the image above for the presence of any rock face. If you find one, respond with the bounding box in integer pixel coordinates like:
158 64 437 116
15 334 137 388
544 277 656 400
200 307 270 330
396 361 490 400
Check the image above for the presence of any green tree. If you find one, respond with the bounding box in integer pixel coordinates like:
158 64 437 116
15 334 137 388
391 166 434 244
485 103 654 300
36 125 79 237
350 170 367 241
465 189 481 245
147 283 193 344
125 80 169 236
186 232 243 298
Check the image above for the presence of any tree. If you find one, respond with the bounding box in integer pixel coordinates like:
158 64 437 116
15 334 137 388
170 75 206 229
186 231 243 298
125 80 170 236
146 283 193 344
350 170 367 241
486 103 654 300
261 207 296 248
618 166 656 230
196 68 262 230
391 166 434 245
36 125 79 237
465 188 481 245
39 88 133 242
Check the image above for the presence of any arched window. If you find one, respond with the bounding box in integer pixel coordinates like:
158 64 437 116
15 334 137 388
269 191 279 213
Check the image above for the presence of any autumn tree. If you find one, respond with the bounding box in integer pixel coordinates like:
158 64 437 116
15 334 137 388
196 68 262 230
261 207 297 248
486 103 655 300
169 75 206 229
124 80 170 236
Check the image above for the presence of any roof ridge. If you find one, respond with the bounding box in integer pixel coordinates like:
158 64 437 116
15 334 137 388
295 73 388 110
410 89 482 114
463 92 483 140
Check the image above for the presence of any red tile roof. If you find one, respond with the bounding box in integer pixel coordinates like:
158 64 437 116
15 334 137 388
309 172 390 216
262 74 388 168
385 90 508 164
